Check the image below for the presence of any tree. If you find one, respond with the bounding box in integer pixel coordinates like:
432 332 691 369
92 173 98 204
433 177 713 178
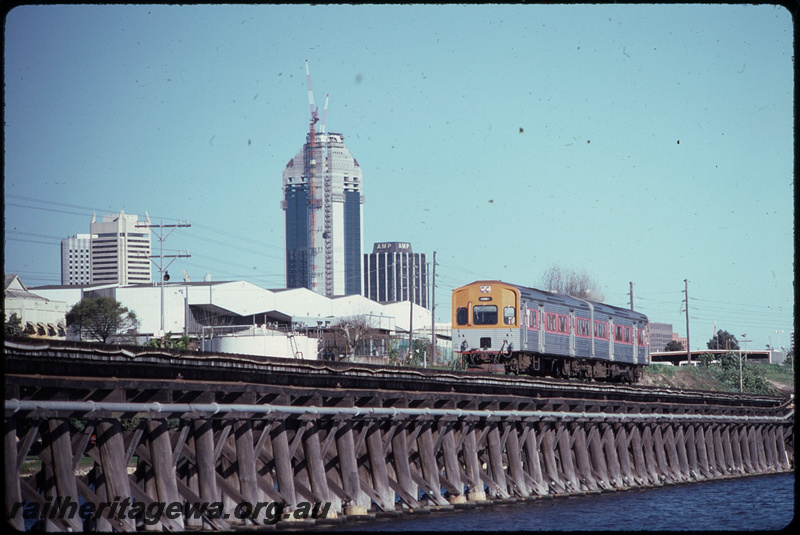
66 297 139 344
4 313 29 338
663 340 684 352
538 265 605 302
330 316 379 360
707 329 739 350
144 332 191 349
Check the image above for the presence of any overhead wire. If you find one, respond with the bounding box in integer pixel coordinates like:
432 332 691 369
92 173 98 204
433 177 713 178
6 195 286 285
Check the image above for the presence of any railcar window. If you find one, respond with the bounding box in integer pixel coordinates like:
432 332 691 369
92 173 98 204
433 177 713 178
615 325 624 342
595 321 608 339
558 316 568 333
456 307 468 326
503 306 516 325
624 327 632 343
473 305 498 325
527 309 537 329
546 313 557 332
576 318 590 337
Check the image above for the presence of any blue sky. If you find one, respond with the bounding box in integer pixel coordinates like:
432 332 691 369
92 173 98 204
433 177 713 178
4 4 794 351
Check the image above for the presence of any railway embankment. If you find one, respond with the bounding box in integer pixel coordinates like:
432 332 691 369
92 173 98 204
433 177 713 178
641 363 794 397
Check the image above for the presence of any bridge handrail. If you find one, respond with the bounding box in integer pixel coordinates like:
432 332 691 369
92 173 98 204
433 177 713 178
5 399 793 424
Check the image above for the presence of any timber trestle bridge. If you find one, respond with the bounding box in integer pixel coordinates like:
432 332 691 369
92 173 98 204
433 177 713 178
4 339 794 531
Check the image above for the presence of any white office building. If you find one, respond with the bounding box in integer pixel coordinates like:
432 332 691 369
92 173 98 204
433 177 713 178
61 234 93 285
89 211 152 285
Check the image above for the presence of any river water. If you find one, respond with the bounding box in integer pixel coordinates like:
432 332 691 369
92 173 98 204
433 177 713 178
331 472 794 532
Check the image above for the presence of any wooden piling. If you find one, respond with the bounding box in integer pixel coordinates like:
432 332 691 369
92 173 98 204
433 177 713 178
614 424 634 487
365 421 394 510
556 422 579 492
440 422 466 502
704 424 719 476
519 423 547 496
486 421 509 498
694 424 711 477
662 425 683 482
504 422 530 497
628 424 655 485
587 425 610 489
96 420 136 531
572 423 597 491
539 422 565 494
601 424 624 487
5 418 24 531
641 425 661 483
461 421 486 501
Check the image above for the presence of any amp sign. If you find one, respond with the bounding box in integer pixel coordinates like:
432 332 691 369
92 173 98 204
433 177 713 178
372 242 413 254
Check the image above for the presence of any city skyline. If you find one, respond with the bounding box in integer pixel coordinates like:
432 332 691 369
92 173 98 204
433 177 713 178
4 4 793 351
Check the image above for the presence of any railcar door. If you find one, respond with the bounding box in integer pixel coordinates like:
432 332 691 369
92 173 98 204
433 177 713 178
521 301 528 350
569 310 576 357
538 304 545 354
608 318 615 361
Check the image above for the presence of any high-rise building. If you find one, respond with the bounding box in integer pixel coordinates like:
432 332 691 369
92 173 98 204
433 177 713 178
89 211 152 285
61 234 93 285
282 61 364 297
648 322 674 352
363 242 428 308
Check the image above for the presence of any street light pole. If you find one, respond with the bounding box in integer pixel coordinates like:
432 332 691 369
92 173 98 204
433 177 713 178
683 279 691 365
739 334 752 392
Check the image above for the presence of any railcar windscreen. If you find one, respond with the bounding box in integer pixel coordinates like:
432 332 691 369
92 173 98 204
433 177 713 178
473 305 498 325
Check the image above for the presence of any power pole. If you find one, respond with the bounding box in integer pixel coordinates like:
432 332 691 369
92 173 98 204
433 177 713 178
137 220 191 337
430 251 437 367
408 257 414 365
683 279 691 364
738 334 752 392
629 281 634 311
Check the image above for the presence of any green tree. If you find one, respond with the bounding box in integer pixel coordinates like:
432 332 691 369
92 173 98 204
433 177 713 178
713 351 773 395
4 312 29 338
144 332 191 349
66 297 139 344
696 353 716 367
663 340 684 352
708 329 739 350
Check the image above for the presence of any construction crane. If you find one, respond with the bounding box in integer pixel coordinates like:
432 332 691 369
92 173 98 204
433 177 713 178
305 60 321 292
321 94 329 134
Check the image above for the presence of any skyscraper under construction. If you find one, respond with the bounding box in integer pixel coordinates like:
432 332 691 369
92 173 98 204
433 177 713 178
282 61 364 297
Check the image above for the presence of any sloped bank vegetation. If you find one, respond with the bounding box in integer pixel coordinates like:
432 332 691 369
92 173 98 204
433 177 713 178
642 357 794 397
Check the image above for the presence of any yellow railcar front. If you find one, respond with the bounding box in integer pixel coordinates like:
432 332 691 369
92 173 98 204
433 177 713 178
452 281 521 361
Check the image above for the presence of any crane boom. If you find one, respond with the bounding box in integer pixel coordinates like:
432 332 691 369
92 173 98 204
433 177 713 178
321 94 329 134
304 60 321 292
305 59 318 123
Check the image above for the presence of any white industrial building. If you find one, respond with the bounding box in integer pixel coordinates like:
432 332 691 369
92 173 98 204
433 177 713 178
4 274 67 339
30 279 438 360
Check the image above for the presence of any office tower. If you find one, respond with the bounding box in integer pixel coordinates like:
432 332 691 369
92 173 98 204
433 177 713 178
282 61 364 297
61 234 93 285
364 242 428 308
90 211 152 285
648 322 674 352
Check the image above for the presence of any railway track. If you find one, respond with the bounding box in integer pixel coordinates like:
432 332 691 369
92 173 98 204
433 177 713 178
4 339 790 415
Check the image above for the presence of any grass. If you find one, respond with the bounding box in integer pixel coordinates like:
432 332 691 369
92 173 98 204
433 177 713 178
644 361 794 396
